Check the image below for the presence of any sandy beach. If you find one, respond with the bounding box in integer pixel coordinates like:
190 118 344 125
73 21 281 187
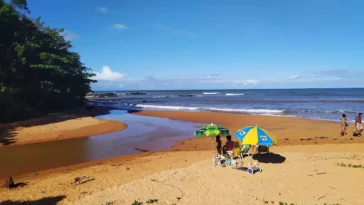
136 110 364 147
0 108 127 147
1 110 364 205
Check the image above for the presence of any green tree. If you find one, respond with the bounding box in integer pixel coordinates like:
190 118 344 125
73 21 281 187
0 0 96 122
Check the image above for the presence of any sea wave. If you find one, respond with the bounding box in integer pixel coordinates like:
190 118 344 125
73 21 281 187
283 109 357 114
201 107 284 113
203 92 219 95
135 104 199 110
153 95 167 98
132 104 285 114
225 93 245 96
88 101 359 116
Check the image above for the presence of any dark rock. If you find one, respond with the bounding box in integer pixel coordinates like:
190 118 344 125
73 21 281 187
178 94 194 97
124 92 146 95
97 93 117 98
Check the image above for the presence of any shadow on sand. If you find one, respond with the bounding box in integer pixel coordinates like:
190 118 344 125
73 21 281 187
0 195 66 205
0 128 16 146
13 182 28 188
253 153 286 164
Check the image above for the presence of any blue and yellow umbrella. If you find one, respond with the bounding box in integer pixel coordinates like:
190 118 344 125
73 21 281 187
234 126 277 146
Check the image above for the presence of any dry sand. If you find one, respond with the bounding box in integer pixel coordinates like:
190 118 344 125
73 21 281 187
1 145 364 205
1 111 364 205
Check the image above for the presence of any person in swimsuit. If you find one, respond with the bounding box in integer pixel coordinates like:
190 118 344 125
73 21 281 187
340 114 348 136
354 113 363 136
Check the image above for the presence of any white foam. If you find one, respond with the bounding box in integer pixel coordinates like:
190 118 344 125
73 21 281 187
134 104 284 114
136 104 199 111
153 95 167 98
203 92 219 95
225 93 245 96
203 107 284 114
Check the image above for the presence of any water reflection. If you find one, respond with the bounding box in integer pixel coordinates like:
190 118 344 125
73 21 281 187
0 110 201 178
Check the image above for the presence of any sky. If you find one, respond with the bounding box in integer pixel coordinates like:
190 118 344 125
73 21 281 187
27 0 364 90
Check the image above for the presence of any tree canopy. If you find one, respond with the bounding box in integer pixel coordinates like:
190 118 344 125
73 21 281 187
0 0 96 123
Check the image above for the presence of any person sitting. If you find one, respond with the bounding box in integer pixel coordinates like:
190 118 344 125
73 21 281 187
223 135 234 157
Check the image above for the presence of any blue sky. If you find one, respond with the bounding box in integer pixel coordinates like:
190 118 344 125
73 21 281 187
28 0 364 90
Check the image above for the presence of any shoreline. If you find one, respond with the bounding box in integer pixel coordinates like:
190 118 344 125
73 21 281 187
88 100 352 123
133 110 364 146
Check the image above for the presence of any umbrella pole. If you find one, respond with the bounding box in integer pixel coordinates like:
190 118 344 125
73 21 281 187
211 136 214 167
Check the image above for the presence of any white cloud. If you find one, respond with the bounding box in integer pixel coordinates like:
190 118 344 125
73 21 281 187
289 75 302 80
96 7 108 14
233 79 259 86
113 24 128 30
60 30 80 41
92 66 125 81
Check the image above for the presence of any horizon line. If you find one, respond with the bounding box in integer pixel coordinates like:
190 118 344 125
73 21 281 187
91 87 364 92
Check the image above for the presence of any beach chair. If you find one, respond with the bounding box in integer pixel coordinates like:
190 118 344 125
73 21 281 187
236 144 262 174
238 144 251 159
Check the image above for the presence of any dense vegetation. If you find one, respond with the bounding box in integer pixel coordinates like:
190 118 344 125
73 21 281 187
0 0 96 123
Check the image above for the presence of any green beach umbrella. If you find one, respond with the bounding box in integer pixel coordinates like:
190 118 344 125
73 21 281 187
194 123 230 137
194 123 230 167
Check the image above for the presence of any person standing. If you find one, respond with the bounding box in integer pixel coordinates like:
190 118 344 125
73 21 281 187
354 113 363 136
216 135 222 156
340 114 348 136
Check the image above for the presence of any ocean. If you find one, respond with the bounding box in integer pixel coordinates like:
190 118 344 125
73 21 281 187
89 88 364 122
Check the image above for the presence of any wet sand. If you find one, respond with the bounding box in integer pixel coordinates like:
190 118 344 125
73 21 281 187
0 110 201 178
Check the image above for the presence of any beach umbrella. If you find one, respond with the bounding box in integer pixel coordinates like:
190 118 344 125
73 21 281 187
194 123 230 137
194 123 230 167
234 126 277 146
